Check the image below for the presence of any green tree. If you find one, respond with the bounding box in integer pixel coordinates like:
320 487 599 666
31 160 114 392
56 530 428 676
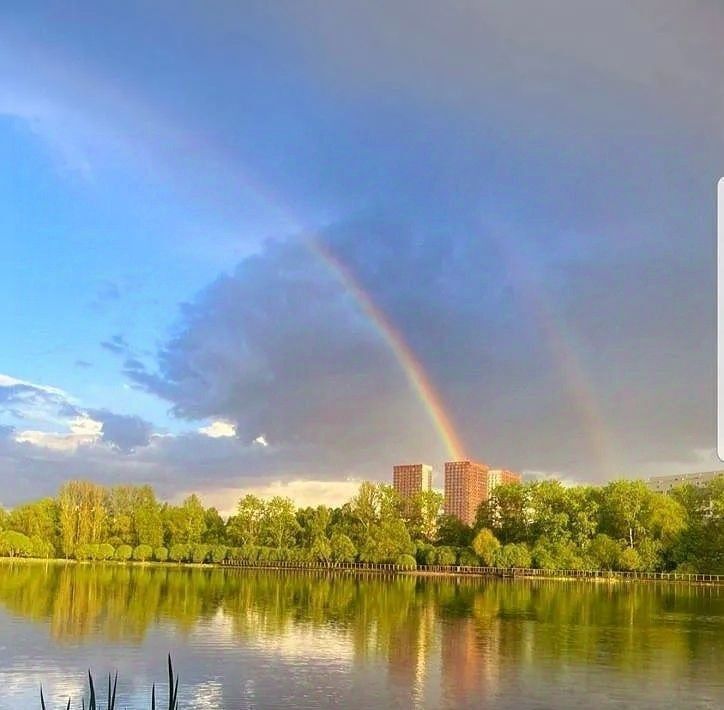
97 543 115 561
457 548 480 566
163 495 207 546
330 532 357 563
262 496 300 549
477 483 530 544
396 553 417 569
436 514 473 547
168 543 189 563
115 544 133 561
637 537 663 571
105 485 136 545
210 544 228 563
191 544 210 563
671 480 724 573
471 528 501 566
567 486 600 548
309 535 332 563
30 535 55 559
599 480 653 549
133 486 164 548
133 544 153 561
496 543 532 569
202 508 226 544
528 481 571 543
433 546 457 566
406 490 444 542
618 546 642 571
57 481 107 557
226 495 266 546
74 543 96 561
531 537 584 570
348 481 382 542
586 534 621 570
647 493 687 547
0 530 33 557
7 498 59 548
359 518 414 563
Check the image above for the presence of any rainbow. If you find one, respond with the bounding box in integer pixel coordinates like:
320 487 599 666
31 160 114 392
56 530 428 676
14 43 469 462
17 39 620 475
491 231 617 477
310 239 466 461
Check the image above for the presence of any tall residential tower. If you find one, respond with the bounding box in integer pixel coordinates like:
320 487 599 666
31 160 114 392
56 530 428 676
443 460 489 526
444 462 521 525
393 464 433 500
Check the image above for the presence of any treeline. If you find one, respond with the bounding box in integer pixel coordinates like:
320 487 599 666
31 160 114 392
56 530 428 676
0 477 721 573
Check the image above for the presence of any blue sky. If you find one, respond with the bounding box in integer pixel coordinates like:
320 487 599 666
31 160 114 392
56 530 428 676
1 1 722 510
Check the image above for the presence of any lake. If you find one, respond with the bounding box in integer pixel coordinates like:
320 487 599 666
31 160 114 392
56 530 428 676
0 562 721 708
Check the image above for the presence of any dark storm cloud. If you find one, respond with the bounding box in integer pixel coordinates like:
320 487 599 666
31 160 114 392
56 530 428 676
269 0 723 123
199 0 722 232
85 409 153 453
128 231 445 468
128 201 717 481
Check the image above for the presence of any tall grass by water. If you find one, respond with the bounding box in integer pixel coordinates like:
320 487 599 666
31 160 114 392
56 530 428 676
40 655 178 710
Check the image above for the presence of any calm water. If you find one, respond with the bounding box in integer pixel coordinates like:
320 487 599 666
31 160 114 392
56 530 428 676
0 562 721 709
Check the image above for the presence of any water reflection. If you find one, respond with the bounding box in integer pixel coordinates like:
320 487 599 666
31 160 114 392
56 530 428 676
0 562 721 708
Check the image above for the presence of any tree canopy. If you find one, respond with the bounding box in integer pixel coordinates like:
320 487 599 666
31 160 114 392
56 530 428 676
0 476 720 574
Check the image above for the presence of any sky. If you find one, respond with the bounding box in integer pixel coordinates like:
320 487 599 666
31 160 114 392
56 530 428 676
1 1 723 512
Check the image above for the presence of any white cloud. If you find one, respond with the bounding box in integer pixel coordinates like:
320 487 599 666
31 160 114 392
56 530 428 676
69 415 104 437
199 420 237 438
2 374 154 454
0 373 68 398
253 434 269 447
14 416 102 452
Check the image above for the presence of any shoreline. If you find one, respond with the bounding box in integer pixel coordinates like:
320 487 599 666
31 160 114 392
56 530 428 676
1 557 721 585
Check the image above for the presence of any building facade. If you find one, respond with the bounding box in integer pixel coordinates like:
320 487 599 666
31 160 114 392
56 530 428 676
646 470 722 493
487 469 522 490
393 463 433 500
444 460 490 526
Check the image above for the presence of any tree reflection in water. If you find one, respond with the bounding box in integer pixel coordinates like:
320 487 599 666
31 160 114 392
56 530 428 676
0 562 721 708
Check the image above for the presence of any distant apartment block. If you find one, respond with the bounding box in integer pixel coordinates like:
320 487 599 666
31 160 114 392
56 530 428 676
443 463 522 525
393 464 433 500
646 470 722 493
444 460 490 526
487 469 522 490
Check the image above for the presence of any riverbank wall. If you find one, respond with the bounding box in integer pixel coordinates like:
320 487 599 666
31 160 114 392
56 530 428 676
1 556 721 584
221 559 723 584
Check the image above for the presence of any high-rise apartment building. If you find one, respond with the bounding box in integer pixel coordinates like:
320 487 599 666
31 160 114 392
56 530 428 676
487 469 522 490
393 464 433 500
443 463 521 525
444 460 490 526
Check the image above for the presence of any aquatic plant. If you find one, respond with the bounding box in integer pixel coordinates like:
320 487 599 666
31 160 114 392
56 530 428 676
40 654 178 709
